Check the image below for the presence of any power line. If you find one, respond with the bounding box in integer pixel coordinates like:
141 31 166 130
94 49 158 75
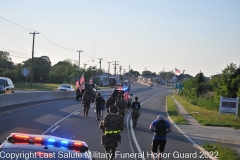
0 20 30 32
82 51 97 60
0 16 111 65
0 31 74 58
0 16 35 32
0 16 78 52
9 54 30 59
0 31 31 42
0 47 30 56
40 34 76 52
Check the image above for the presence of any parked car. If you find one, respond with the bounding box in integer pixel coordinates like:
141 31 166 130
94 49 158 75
56 84 74 91
0 77 14 94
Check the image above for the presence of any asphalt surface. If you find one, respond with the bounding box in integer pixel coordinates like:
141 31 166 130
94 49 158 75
0 83 210 160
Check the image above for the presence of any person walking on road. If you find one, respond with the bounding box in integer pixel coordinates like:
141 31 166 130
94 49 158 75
101 96 106 119
82 89 92 117
149 115 172 160
106 94 116 113
116 95 127 118
94 93 104 121
131 97 141 128
99 105 123 160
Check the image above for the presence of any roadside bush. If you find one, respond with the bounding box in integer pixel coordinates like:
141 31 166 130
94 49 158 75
197 96 218 111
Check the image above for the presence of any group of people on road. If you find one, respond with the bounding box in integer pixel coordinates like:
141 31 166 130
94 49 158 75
81 88 172 160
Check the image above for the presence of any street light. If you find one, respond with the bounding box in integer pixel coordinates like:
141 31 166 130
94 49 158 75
182 70 185 81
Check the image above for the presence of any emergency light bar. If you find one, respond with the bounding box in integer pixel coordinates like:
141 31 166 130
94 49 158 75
7 133 89 152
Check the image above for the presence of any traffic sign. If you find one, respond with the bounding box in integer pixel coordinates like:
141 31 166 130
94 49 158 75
21 68 30 77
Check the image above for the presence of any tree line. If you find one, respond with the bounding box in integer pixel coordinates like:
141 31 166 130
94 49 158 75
1 51 144 85
179 63 240 110
1 50 199 86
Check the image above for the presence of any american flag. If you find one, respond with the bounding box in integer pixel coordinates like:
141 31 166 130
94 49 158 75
175 68 180 73
79 73 85 84
124 85 131 101
89 77 93 85
79 73 85 91
75 81 79 89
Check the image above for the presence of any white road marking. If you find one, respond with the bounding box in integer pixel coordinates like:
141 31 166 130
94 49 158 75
42 104 94 135
127 92 166 160
50 126 59 132
74 112 80 115
165 98 219 160
126 112 137 160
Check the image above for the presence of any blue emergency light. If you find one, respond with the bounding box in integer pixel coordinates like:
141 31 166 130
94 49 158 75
7 133 89 152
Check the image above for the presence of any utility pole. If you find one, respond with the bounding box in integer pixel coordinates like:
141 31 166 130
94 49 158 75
30 31 39 89
183 70 185 81
119 66 122 82
99 58 103 70
128 65 131 83
112 61 119 79
107 62 111 86
77 50 83 81
123 69 126 82
98 58 103 86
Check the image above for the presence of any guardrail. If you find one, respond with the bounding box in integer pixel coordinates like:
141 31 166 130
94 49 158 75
0 85 145 108
0 91 75 108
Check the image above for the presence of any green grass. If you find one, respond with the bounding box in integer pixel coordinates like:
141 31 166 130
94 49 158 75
174 95 240 129
166 95 188 124
202 143 240 160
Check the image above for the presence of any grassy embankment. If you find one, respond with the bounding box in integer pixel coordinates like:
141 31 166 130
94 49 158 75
14 83 109 91
174 95 240 129
166 95 188 124
202 143 240 160
168 94 240 159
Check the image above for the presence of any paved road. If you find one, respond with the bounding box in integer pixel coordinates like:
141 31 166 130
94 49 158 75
0 84 209 160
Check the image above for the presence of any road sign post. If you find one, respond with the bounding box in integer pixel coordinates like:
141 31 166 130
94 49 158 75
21 68 30 88
218 96 239 119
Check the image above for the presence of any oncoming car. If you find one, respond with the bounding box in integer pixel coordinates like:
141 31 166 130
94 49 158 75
111 85 133 107
56 84 74 91
0 77 14 94
0 133 94 160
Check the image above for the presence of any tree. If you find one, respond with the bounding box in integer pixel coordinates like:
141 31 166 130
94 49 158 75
0 51 14 69
195 72 205 96
216 63 239 98
49 60 79 83
158 71 174 80
142 70 155 76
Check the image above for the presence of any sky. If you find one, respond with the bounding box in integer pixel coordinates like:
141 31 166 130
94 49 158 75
0 0 240 77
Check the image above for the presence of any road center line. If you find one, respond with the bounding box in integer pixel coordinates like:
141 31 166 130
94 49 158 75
42 104 94 135
127 92 166 160
51 126 59 132
74 112 80 115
